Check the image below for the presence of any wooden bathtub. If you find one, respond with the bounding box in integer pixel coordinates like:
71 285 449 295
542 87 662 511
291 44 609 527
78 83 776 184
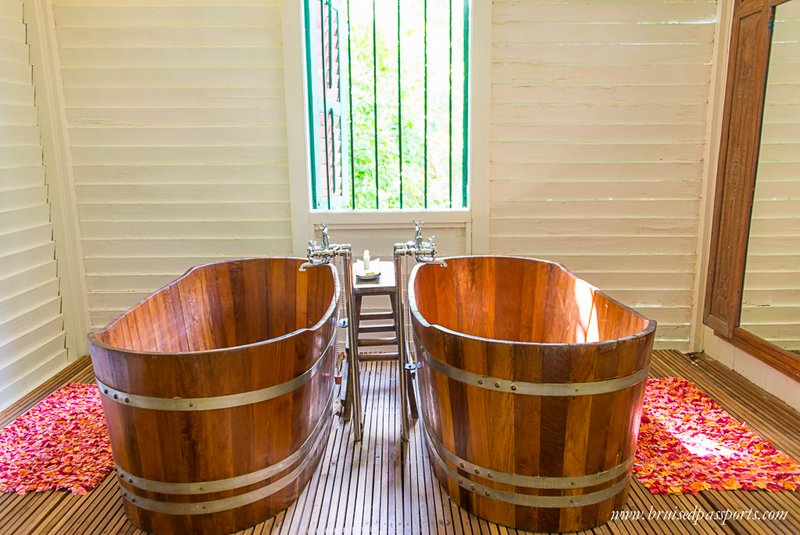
409 256 656 532
88 258 339 535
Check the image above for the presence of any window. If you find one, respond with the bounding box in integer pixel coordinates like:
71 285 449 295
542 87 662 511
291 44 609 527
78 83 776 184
304 0 470 210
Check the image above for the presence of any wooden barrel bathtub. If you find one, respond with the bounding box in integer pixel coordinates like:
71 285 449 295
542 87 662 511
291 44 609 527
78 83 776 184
409 256 656 532
88 258 339 535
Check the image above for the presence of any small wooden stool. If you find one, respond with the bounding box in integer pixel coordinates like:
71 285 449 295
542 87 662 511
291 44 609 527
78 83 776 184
353 260 399 361
342 259 418 422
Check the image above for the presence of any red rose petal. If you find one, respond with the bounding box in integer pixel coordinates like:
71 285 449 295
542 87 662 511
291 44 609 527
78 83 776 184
634 377 800 495
0 384 114 495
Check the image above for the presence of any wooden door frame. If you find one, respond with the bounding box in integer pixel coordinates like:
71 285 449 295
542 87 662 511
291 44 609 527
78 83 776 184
704 0 800 382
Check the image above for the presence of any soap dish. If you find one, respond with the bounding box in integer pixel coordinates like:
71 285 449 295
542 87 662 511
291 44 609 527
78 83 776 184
355 259 381 280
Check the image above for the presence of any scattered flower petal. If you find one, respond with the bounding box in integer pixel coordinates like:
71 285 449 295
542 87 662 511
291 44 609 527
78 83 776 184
0 384 114 495
634 377 800 494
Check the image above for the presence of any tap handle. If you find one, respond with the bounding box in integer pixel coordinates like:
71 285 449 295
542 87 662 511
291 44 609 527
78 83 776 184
413 219 424 244
315 223 330 249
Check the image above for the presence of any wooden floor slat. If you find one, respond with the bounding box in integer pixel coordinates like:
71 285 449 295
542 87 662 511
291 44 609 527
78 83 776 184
1 350 799 534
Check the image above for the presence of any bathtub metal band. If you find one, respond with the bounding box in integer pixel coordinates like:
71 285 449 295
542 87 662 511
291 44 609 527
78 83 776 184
421 416 633 490
414 336 648 396
118 392 333 515
423 422 630 508
115 388 334 495
96 333 336 412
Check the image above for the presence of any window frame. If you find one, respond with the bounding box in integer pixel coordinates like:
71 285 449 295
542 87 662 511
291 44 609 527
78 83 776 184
281 0 489 254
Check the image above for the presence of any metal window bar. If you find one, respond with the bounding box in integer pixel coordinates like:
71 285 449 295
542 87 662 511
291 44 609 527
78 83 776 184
461 0 470 207
346 0 356 209
397 0 403 207
305 0 469 211
423 0 428 209
448 0 453 208
371 0 380 208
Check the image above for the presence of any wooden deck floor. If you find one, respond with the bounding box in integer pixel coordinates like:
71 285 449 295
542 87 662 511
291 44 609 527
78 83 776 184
1 350 799 534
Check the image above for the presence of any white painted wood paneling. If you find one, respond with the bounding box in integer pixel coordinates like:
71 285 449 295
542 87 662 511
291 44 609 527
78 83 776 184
741 2 800 351
0 0 67 410
35 0 728 354
490 0 718 351
53 0 293 326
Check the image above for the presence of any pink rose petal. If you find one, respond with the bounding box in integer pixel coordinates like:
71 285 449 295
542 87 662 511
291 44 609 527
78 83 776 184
634 377 800 494
0 384 114 495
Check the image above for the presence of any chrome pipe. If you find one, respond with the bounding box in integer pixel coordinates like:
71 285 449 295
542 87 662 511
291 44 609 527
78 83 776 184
302 224 362 442
340 246 363 442
393 243 411 441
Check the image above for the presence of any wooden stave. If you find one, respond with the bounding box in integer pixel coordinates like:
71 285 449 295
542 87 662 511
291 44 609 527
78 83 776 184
116 390 334 535
90 328 337 534
413 329 653 531
408 255 656 532
87 258 340 534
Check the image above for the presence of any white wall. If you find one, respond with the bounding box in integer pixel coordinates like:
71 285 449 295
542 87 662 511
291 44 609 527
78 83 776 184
12 0 794 361
704 327 800 412
51 0 294 327
488 0 718 352
0 0 68 410
40 0 717 348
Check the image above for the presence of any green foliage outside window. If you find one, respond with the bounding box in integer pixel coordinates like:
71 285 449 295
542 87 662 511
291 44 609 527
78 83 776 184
307 0 468 210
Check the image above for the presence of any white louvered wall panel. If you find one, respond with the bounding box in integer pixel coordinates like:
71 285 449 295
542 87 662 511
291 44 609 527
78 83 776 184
0 0 67 410
53 0 293 327
741 2 800 351
489 0 718 351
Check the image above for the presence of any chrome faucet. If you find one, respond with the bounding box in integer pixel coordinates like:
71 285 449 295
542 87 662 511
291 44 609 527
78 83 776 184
405 220 446 266
300 224 340 270
393 220 446 442
298 224 364 442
